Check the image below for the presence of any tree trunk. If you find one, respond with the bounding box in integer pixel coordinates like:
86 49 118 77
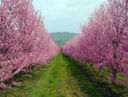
112 70 117 84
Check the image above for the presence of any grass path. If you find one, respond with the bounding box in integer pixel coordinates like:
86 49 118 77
26 53 103 97
0 53 124 97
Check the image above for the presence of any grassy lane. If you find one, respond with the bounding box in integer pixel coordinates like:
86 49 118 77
0 53 111 97
26 53 90 97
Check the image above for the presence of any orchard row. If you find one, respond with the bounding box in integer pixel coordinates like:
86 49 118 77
63 0 128 83
0 0 59 89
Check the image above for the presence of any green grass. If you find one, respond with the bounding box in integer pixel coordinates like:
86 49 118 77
71 60 128 97
0 53 128 97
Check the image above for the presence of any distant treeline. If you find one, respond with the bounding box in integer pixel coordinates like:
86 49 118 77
50 32 78 47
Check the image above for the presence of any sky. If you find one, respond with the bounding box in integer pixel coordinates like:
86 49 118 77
33 0 105 33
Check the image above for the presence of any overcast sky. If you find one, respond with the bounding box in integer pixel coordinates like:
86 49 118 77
33 0 105 33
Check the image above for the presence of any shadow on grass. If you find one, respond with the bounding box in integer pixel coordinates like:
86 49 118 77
63 55 124 97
